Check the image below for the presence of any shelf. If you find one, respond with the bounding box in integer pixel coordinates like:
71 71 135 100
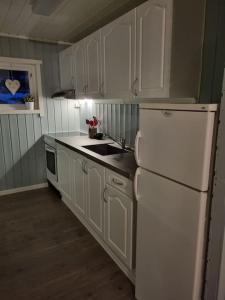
0 109 42 115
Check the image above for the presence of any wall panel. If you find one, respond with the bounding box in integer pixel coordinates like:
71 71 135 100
80 102 139 147
0 37 80 191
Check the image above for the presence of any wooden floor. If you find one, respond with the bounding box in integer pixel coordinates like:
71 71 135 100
0 187 135 300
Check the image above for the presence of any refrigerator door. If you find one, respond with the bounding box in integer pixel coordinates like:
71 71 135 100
135 167 207 300
135 108 216 191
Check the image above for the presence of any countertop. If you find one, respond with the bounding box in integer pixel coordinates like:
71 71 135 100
45 132 137 180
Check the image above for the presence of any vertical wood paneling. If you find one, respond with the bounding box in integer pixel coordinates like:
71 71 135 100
0 36 80 191
9 115 23 188
79 102 139 147
0 118 6 189
1 115 14 188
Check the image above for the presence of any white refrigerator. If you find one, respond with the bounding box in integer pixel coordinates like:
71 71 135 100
134 103 218 300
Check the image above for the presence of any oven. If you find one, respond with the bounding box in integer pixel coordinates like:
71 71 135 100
45 144 58 188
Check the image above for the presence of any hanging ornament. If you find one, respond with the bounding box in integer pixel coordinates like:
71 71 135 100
5 79 20 95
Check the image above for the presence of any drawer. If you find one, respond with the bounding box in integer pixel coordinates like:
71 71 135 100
106 169 133 197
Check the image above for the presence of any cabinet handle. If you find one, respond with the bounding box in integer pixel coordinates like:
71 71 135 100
82 160 88 174
103 187 108 203
112 178 124 186
100 81 104 97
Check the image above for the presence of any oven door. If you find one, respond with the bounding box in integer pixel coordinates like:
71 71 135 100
45 144 58 186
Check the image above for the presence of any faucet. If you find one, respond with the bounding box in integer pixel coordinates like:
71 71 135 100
105 134 126 149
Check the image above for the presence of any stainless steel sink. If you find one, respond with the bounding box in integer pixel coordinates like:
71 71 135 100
82 144 128 156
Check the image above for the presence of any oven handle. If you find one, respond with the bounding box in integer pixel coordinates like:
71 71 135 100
45 146 56 154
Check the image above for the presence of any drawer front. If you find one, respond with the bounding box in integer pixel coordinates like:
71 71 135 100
106 169 133 197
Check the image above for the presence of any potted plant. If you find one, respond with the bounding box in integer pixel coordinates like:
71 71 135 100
86 116 99 138
24 95 35 110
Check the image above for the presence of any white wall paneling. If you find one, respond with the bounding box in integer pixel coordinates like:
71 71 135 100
0 36 80 192
79 101 139 147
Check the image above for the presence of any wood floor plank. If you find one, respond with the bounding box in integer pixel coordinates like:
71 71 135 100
0 187 135 300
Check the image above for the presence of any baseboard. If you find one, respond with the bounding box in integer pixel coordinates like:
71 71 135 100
0 183 49 196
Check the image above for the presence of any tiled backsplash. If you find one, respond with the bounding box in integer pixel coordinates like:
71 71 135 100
80 101 139 147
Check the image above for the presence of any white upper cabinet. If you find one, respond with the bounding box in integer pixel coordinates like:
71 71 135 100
136 0 173 98
85 30 102 98
59 46 74 90
59 0 174 100
101 10 135 99
73 40 87 98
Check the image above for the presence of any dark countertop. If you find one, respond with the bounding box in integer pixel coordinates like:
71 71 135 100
51 134 137 180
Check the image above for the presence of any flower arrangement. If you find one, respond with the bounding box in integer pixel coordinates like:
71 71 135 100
24 95 34 103
86 116 99 128
86 116 100 138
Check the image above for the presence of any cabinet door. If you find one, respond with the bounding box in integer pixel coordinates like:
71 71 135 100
57 147 72 201
104 185 133 268
59 46 74 90
101 10 135 99
73 41 87 98
86 159 105 238
71 152 86 218
85 31 101 98
136 0 173 98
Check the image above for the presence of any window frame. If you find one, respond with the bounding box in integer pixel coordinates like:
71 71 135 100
0 57 43 115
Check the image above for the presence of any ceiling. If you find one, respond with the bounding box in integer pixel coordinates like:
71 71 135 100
0 0 146 43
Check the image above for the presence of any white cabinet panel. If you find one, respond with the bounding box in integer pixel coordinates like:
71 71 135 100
73 41 86 98
105 184 133 268
57 146 72 201
135 168 207 300
86 159 105 238
59 46 74 90
71 152 86 218
85 30 101 97
136 108 216 190
101 10 135 99
136 0 173 97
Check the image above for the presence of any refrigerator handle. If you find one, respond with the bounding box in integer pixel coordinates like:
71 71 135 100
135 130 142 165
134 168 141 201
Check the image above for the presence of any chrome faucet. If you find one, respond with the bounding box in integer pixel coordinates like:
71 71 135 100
105 134 126 149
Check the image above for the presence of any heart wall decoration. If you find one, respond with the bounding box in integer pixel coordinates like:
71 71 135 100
5 79 21 95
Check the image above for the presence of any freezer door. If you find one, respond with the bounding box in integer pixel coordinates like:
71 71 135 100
135 108 216 191
135 168 207 300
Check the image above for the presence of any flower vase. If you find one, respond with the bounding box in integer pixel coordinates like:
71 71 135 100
89 127 97 139
25 102 34 110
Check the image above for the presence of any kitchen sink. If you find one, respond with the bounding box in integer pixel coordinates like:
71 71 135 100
82 144 128 156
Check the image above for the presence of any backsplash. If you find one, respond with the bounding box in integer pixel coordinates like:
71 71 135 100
80 102 139 147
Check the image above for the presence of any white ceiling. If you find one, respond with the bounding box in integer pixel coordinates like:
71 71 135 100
0 0 146 43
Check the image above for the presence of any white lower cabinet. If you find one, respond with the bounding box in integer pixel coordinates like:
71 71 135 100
71 152 86 218
104 184 133 268
57 144 134 277
57 145 72 202
86 159 105 239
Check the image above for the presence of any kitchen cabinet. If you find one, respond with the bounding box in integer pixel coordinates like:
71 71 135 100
86 159 105 238
136 0 173 98
57 143 134 277
59 46 74 90
73 40 86 98
85 30 102 98
71 152 86 218
104 184 133 268
101 10 135 99
57 146 72 202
